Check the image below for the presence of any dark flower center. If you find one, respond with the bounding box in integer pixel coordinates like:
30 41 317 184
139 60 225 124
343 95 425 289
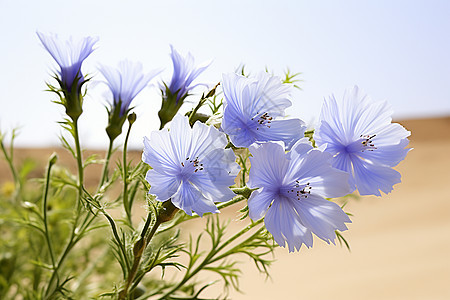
251 112 273 130
286 181 311 200
180 156 204 177
359 134 377 152
345 134 377 153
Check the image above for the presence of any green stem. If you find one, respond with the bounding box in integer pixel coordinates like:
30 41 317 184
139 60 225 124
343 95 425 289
159 218 264 299
45 118 85 298
42 155 58 279
73 119 84 208
119 214 161 300
119 201 178 300
122 122 133 225
0 137 20 198
98 138 114 193
216 218 264 252
216 195 245 210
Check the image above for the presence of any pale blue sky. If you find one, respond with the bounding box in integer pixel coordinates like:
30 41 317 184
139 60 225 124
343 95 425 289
1 0 449 148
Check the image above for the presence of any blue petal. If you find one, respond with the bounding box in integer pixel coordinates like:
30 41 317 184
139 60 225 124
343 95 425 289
171 180 218 216
286 147 351 198
142 134 180 176
253 118 305 150
351 156 402 196
189 171 236 203
247 188 274 221
264 198 313 252
252 72 292 118
294 194 351 244
200 148 239 187
167 45 210 100
146 169 179 201
247 142 289 190
286 138 313 159
332 152 357 193
99 61 161 115
360 138 411 167
37 32 98 90
221 72 301 148
190 120 228 157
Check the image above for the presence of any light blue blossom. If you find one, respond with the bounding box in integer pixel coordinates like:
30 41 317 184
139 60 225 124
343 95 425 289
247 139 351 252
221 72 305 149
314 86 411 196
37 32 98 92
165 45 210 101
99 60 161 117
142 114 239 216
158 46 210 129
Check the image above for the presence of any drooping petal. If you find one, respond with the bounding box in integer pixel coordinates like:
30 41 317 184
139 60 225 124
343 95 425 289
189 171 236 203
294 194 351 244
171 181 219 216
190 120 228 157
332 152 357 193
351 156 402 196
146 169 179 201
247 188 275 221
264 198 313 252
360 138 411 167
200 148 240 189
252 118 306 150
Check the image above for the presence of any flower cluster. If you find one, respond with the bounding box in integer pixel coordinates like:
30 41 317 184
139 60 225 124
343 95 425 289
20 31 414 300
38 31 410 255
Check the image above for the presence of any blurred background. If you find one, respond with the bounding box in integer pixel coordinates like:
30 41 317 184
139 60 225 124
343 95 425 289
1 0 449 299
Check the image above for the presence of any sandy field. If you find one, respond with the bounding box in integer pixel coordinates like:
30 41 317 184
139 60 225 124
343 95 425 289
1 117 449 300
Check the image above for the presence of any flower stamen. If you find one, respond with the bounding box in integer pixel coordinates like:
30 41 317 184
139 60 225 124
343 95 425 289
181 156 204 173
253 112 272 130
360 134 377 152
286 181 312 200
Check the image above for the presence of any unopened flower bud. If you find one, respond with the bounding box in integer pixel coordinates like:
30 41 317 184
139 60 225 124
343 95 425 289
128 112 137 125
49 152 58 166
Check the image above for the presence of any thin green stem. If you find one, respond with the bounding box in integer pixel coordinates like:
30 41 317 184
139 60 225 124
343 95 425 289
0 138 20 198
122 122 133 225
45 118 85 298
119 201 178 299
216 219 264 252
73 119 84 208
42 155 57 279
159 218 264 299
216 195 245 210
119 213 161 300
98 138 114 193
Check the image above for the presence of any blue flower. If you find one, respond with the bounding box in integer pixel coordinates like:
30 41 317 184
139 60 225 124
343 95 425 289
37 32 98 92
314 86 411 196
165 45 210 101
221 72 305 149
158 46 210 129
247 139 351 252
99 60 161 117
142 114 239 216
